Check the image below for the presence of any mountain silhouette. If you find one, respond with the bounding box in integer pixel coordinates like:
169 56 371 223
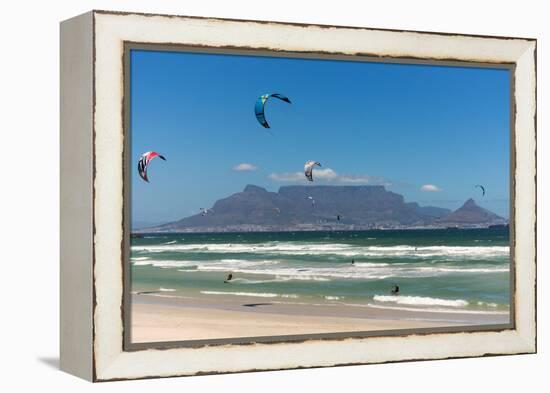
437 198 505 224
142 184 509 233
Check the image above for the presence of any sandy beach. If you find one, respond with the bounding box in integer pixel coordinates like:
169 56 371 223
130 293 509 343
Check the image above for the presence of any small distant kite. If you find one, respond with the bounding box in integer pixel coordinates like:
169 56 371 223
200 208 214 216
306 196 315 206
304 161 321 182
254 93 291 129
273 207 281 214
475 184 486 197
137 151 166 182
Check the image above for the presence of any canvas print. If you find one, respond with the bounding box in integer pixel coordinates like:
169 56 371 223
129 48 511 345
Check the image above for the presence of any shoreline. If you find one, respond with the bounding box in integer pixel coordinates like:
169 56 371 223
132 226 509 235
130 293 510 344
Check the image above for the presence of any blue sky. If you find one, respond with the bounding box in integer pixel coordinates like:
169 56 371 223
131 49 510 226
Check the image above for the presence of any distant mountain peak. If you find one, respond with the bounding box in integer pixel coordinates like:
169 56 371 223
439 198 505 224
243 184 267 193
145 185 505 232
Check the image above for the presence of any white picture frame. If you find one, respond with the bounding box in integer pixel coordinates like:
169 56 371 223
60 10 536 381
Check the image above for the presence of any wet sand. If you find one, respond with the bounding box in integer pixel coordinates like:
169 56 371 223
130 293 510 343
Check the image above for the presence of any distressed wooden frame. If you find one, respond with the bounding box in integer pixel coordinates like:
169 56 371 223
60 10 536 382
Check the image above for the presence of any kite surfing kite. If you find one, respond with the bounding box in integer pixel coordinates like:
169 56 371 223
306 196 315 206
254 93 291 128
304 161 321 182
137 151 166 183
475 184 486 197
200 208 214 216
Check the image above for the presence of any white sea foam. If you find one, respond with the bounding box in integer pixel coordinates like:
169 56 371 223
477 301 499 308
132 261 152 266
132 242 509 260
159 287 176 292
416 267 509 273
325 296 342 300
132 259 199 268
373 295 469 308
145 294 178 299
195 259 277 272
278 275 331 282
229 277 292 284
143 293 197 300
204 263 505 280
130 256 507 280
365 302 509 315
202 265 392 280
201 291 281 298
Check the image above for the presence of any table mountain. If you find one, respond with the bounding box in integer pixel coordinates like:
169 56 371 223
149 184 461 232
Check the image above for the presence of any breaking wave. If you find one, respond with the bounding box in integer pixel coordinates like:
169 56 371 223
373 295 468 307
131 257 508 280
132 242 509 260
200 291 298 299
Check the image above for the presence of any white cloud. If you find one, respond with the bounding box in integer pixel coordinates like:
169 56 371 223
311 168 338 180
420 184 442 192
268 167 391 185
233 163 258 171
268 172 303 181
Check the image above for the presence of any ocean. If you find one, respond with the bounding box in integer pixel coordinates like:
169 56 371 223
130 228 510 314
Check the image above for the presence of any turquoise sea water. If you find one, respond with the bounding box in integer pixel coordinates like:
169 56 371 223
130 228 510 313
